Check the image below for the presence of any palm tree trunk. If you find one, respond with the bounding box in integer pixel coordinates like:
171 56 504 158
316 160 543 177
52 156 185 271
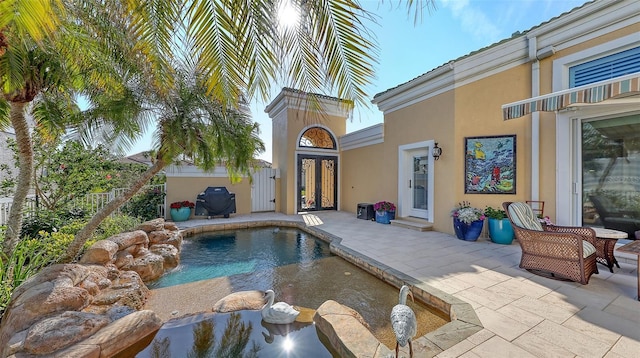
2 102 34 259
60 159 167 263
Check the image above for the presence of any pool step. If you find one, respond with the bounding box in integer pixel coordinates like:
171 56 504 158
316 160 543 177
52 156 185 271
390 217 433 232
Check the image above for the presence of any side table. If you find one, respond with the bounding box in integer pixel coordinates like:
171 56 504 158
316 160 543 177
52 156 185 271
592 227 627 273
616 240 640 301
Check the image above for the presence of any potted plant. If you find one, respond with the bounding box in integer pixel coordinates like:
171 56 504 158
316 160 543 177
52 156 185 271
374 201 396 224
484 206 514 244
169 200 195 222
450 201 485 241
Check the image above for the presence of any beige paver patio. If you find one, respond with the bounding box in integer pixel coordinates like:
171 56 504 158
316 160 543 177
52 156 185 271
176 211 640 358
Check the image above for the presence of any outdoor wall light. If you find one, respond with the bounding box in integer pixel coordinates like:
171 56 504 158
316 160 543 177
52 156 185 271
432 142 442 160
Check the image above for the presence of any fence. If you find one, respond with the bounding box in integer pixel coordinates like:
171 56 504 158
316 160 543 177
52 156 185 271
0 184 166 226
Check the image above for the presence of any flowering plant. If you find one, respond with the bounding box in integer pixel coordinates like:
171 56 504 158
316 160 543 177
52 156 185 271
451 201 485 224
170 200 195 209
374 201 396 212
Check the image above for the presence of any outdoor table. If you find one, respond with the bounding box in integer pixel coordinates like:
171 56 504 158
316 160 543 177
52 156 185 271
591 227 627 273
616 239 640 301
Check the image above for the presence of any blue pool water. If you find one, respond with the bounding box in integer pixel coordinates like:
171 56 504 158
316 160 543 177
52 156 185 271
147 227 332 289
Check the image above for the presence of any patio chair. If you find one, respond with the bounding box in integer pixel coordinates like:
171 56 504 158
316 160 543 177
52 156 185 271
503 202 598 285
589 195 640 239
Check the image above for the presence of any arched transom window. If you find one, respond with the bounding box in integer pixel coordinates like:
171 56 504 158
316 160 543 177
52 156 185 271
299 127 336 149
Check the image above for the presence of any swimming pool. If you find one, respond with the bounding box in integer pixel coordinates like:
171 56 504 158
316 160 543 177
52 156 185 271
141 227 448 353
147 227 332 289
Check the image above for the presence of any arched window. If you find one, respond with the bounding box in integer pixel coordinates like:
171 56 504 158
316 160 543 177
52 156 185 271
299 127 336 149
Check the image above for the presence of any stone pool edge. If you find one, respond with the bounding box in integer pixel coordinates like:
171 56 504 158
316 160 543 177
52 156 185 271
181 219 483 356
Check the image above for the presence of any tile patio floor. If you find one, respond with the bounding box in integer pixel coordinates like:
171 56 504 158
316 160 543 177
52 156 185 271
176 211 640 358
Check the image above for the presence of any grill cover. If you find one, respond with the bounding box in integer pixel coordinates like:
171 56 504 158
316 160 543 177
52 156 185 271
195 187 236 218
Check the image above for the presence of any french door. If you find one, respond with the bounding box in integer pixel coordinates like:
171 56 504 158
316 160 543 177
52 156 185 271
297 155 338 212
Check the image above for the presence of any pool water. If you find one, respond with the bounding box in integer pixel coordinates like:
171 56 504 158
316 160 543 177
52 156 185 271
139 227 449 355
147 227 332 289
135 310 338 358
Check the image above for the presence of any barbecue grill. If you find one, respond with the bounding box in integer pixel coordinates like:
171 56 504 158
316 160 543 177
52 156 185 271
195 186 236 218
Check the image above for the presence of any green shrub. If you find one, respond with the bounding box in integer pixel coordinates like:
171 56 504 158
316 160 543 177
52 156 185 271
20 210 63 239
1 236 57 316
122 187 166 221
484 206 507 220
93 215 141 241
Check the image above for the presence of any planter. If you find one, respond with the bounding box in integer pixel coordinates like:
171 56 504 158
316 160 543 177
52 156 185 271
375 210 395 224
453 217 484 241
488 218 514 244
170 207 191 222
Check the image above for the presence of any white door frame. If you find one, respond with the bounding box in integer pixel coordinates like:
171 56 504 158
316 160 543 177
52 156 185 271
398 141 436 222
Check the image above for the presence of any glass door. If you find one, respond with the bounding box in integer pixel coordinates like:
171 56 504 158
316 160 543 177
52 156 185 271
297 155 337 212
581 114 640 236
408 149 428 218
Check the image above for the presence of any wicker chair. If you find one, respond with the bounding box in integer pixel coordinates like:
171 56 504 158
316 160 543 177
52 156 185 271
503 202 598 285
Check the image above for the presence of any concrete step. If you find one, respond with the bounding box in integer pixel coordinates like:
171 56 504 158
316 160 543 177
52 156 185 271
390 217 433 232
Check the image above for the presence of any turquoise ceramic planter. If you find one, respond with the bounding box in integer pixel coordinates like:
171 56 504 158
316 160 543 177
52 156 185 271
488 218 514 244
170 207 191 222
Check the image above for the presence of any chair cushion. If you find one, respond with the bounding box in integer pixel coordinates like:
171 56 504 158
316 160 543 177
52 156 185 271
583 241 596 258
508 202 544 231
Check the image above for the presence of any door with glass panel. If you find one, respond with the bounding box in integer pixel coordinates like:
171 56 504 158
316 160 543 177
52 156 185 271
297 155 337 212
407 149 429 219
580 114 640 237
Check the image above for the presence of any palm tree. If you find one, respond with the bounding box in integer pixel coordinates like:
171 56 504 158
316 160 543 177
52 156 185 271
0 0 149 258
61 56 265 261
3 0 435 261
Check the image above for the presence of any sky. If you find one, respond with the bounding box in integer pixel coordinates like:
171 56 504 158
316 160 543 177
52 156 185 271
126 0 589 162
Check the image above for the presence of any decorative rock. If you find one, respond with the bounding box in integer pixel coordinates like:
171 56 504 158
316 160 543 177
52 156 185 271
163 231 183 250
148 230 170 244
108 230 149 251
314 300 393 358
0 283 91 357
90 271 148 310
129 250 165 282
114 250 134 270
56 310 162 358
136 218 165 233
0 218 181 357
23 311 110 355
150 244 180 270
80 240 119 265
212 290 267 313
11 264 89 299
164 222 179 231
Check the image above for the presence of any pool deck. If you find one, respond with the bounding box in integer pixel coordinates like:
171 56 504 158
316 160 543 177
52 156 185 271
174 211 640 358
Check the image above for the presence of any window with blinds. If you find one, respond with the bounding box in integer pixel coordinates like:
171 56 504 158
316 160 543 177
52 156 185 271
569 46 640 88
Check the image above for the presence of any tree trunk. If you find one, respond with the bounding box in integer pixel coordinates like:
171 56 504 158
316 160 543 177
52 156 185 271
60 159 167 263
2 102 33 259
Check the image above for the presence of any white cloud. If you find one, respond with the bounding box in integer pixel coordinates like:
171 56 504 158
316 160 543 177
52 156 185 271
440 0 502 45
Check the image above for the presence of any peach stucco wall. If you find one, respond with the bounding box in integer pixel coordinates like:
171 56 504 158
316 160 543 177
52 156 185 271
340 142 386 213
165 177 252 220
275 108 346 214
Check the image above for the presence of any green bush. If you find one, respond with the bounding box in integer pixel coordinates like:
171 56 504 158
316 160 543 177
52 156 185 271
122 187 166 221
1 236 57 316
20 210 64 239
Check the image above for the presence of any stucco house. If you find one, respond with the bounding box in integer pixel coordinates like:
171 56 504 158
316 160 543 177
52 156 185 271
167 0 640 237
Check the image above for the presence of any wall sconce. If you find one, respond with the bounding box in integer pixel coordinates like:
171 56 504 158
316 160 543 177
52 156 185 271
432 142 442 160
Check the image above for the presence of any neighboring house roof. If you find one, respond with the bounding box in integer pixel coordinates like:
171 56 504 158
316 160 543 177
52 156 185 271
373 0 595 100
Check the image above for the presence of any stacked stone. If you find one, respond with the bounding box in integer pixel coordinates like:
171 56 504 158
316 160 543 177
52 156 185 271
0 218 182 357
